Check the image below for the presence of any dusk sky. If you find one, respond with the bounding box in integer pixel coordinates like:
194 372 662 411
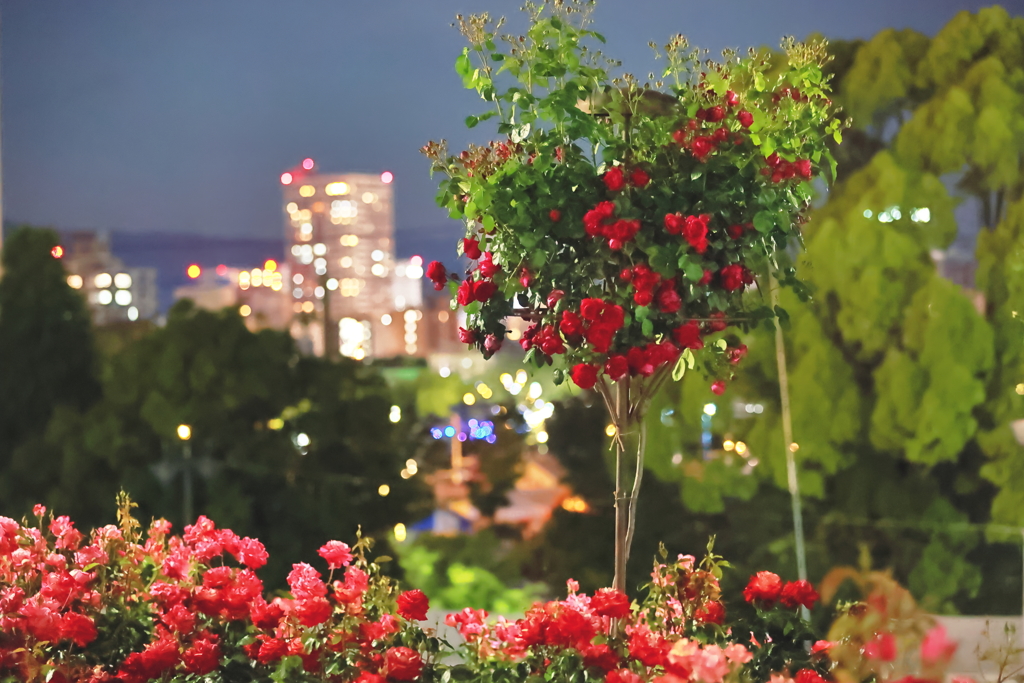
4 0 1021 261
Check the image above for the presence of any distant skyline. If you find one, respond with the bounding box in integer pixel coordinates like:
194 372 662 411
3 1 1021 264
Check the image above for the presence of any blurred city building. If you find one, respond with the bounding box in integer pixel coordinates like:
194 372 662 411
173 260 292 331
279 159 461 360
60 230 158 325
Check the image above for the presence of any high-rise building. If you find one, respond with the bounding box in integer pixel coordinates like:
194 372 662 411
281 160 397 358
61 231 158 325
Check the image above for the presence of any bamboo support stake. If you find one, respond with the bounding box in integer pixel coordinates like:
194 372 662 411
769 276 809 592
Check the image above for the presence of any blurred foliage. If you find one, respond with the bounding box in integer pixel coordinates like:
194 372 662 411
395 529 546 613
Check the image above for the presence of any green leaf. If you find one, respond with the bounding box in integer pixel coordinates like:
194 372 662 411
672 355 687 381
684 260 705 282
642 318 654 337
754 72 767 92
753 210 775 234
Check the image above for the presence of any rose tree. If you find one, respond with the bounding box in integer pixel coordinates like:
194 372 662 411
423 1 840 593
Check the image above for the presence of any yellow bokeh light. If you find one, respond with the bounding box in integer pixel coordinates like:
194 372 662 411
393 523 407 542
789 442 800 452
605 424 617 437
1016 383 1024 395
301 301 315 313
67 274 83 289
515 370 527 385
561 496 589 513
378 484 391 497
239 304 252 317
267 418 284 430
186 264 201 279
463 393 476 406
537 431 549 444
735 441 748 455
176 424 191 441
264 259 278 271
477 383 493 399
723 440 735 451
299 185 316 197
325 181 350 196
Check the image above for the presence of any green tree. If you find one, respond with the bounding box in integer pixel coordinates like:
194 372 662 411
0 226 100 500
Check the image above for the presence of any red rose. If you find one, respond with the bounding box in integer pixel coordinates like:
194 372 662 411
519 324 538 351
456 280 474 306
60 612 97 647
356 673 387 683
582 643 621 672
690 136 715 160
384 646 423 682
584 201 616 236
727 224 745 239
737 110 753 128
457 327 477 344
725 90 739 107
519 268 532 288
483 334 502 355
462 238 482 260
397 589 430 621
710 380 727 395
603 166 626 192
863 632 897 662
561 310 583 336
780 579 819 610
545 608 595 648
713 127 730 143
672 321 703 350
584 323 616 353
630 168 650 188
570 364 599 390
795 159 813 179
682 214 710 254
743 571 783 607
607 669 643 683
590 588 631 619
707 311 728 332
627 347 655 377
795 670 827 683
694 600 725 625
183 638 221 675
257 637 288 665
425 261 447 291
605 355 629 381
619 268 633 281
478 252 500 278
318 540 353 570
664 212 684 235
634 289 654 306
549 209 562 222
706 105 726 122
719 264 747 291
698 269 713 286
546 290 565 309
728 344 748 365
472 280 497 302
655 280 681 314
296 596 333 627
580 298 606 322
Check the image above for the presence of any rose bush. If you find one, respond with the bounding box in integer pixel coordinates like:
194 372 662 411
421 0 842 593
0 502 966 683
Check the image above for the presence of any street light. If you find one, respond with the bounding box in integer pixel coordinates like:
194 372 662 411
177 424 193 524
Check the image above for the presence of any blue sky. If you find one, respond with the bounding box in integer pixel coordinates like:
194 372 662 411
3 0 1019 262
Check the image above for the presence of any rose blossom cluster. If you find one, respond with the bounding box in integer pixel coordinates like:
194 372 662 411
0 504 438 683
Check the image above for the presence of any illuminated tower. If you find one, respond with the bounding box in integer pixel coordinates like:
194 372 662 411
281 159 395 358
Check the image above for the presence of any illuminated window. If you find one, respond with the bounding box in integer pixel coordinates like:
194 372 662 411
114 290 132 306
95 273 112 289
67 274 84 289
97 290 113 305
299 185 315 197
114 273 132 289
325 182 350 196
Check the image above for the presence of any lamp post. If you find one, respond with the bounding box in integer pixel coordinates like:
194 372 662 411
176 424 193 524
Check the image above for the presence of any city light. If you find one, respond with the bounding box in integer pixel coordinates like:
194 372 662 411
67 275 83 289
299 185 315 197
703 403 717 416
537 431 549 444
301 301 314 313
789 442 800 452
1017 384 1024 395
439 367 451 378
561 496 589 513
114 273 132 288
325 182 350 196
477 383 493 399
97 290 113 305
463 393 476 406
216 264 228 277
393 523 406 542
302 158 315 170
51 245 64 259
528 382 543 400
268 418 284 430
187 264 201 279
95 273 112 289
605 424 617 437
381 314 392 325
127 306 139 321
723 440 735 451
380 171 394 184
264 259 278 271
378 484 390 497
114 290 132 306
296 433 310 447
734 441 748 455
280 172 293 185
389 405 402 423
326 278 338 291
239 305 252 317
176 424 191 441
